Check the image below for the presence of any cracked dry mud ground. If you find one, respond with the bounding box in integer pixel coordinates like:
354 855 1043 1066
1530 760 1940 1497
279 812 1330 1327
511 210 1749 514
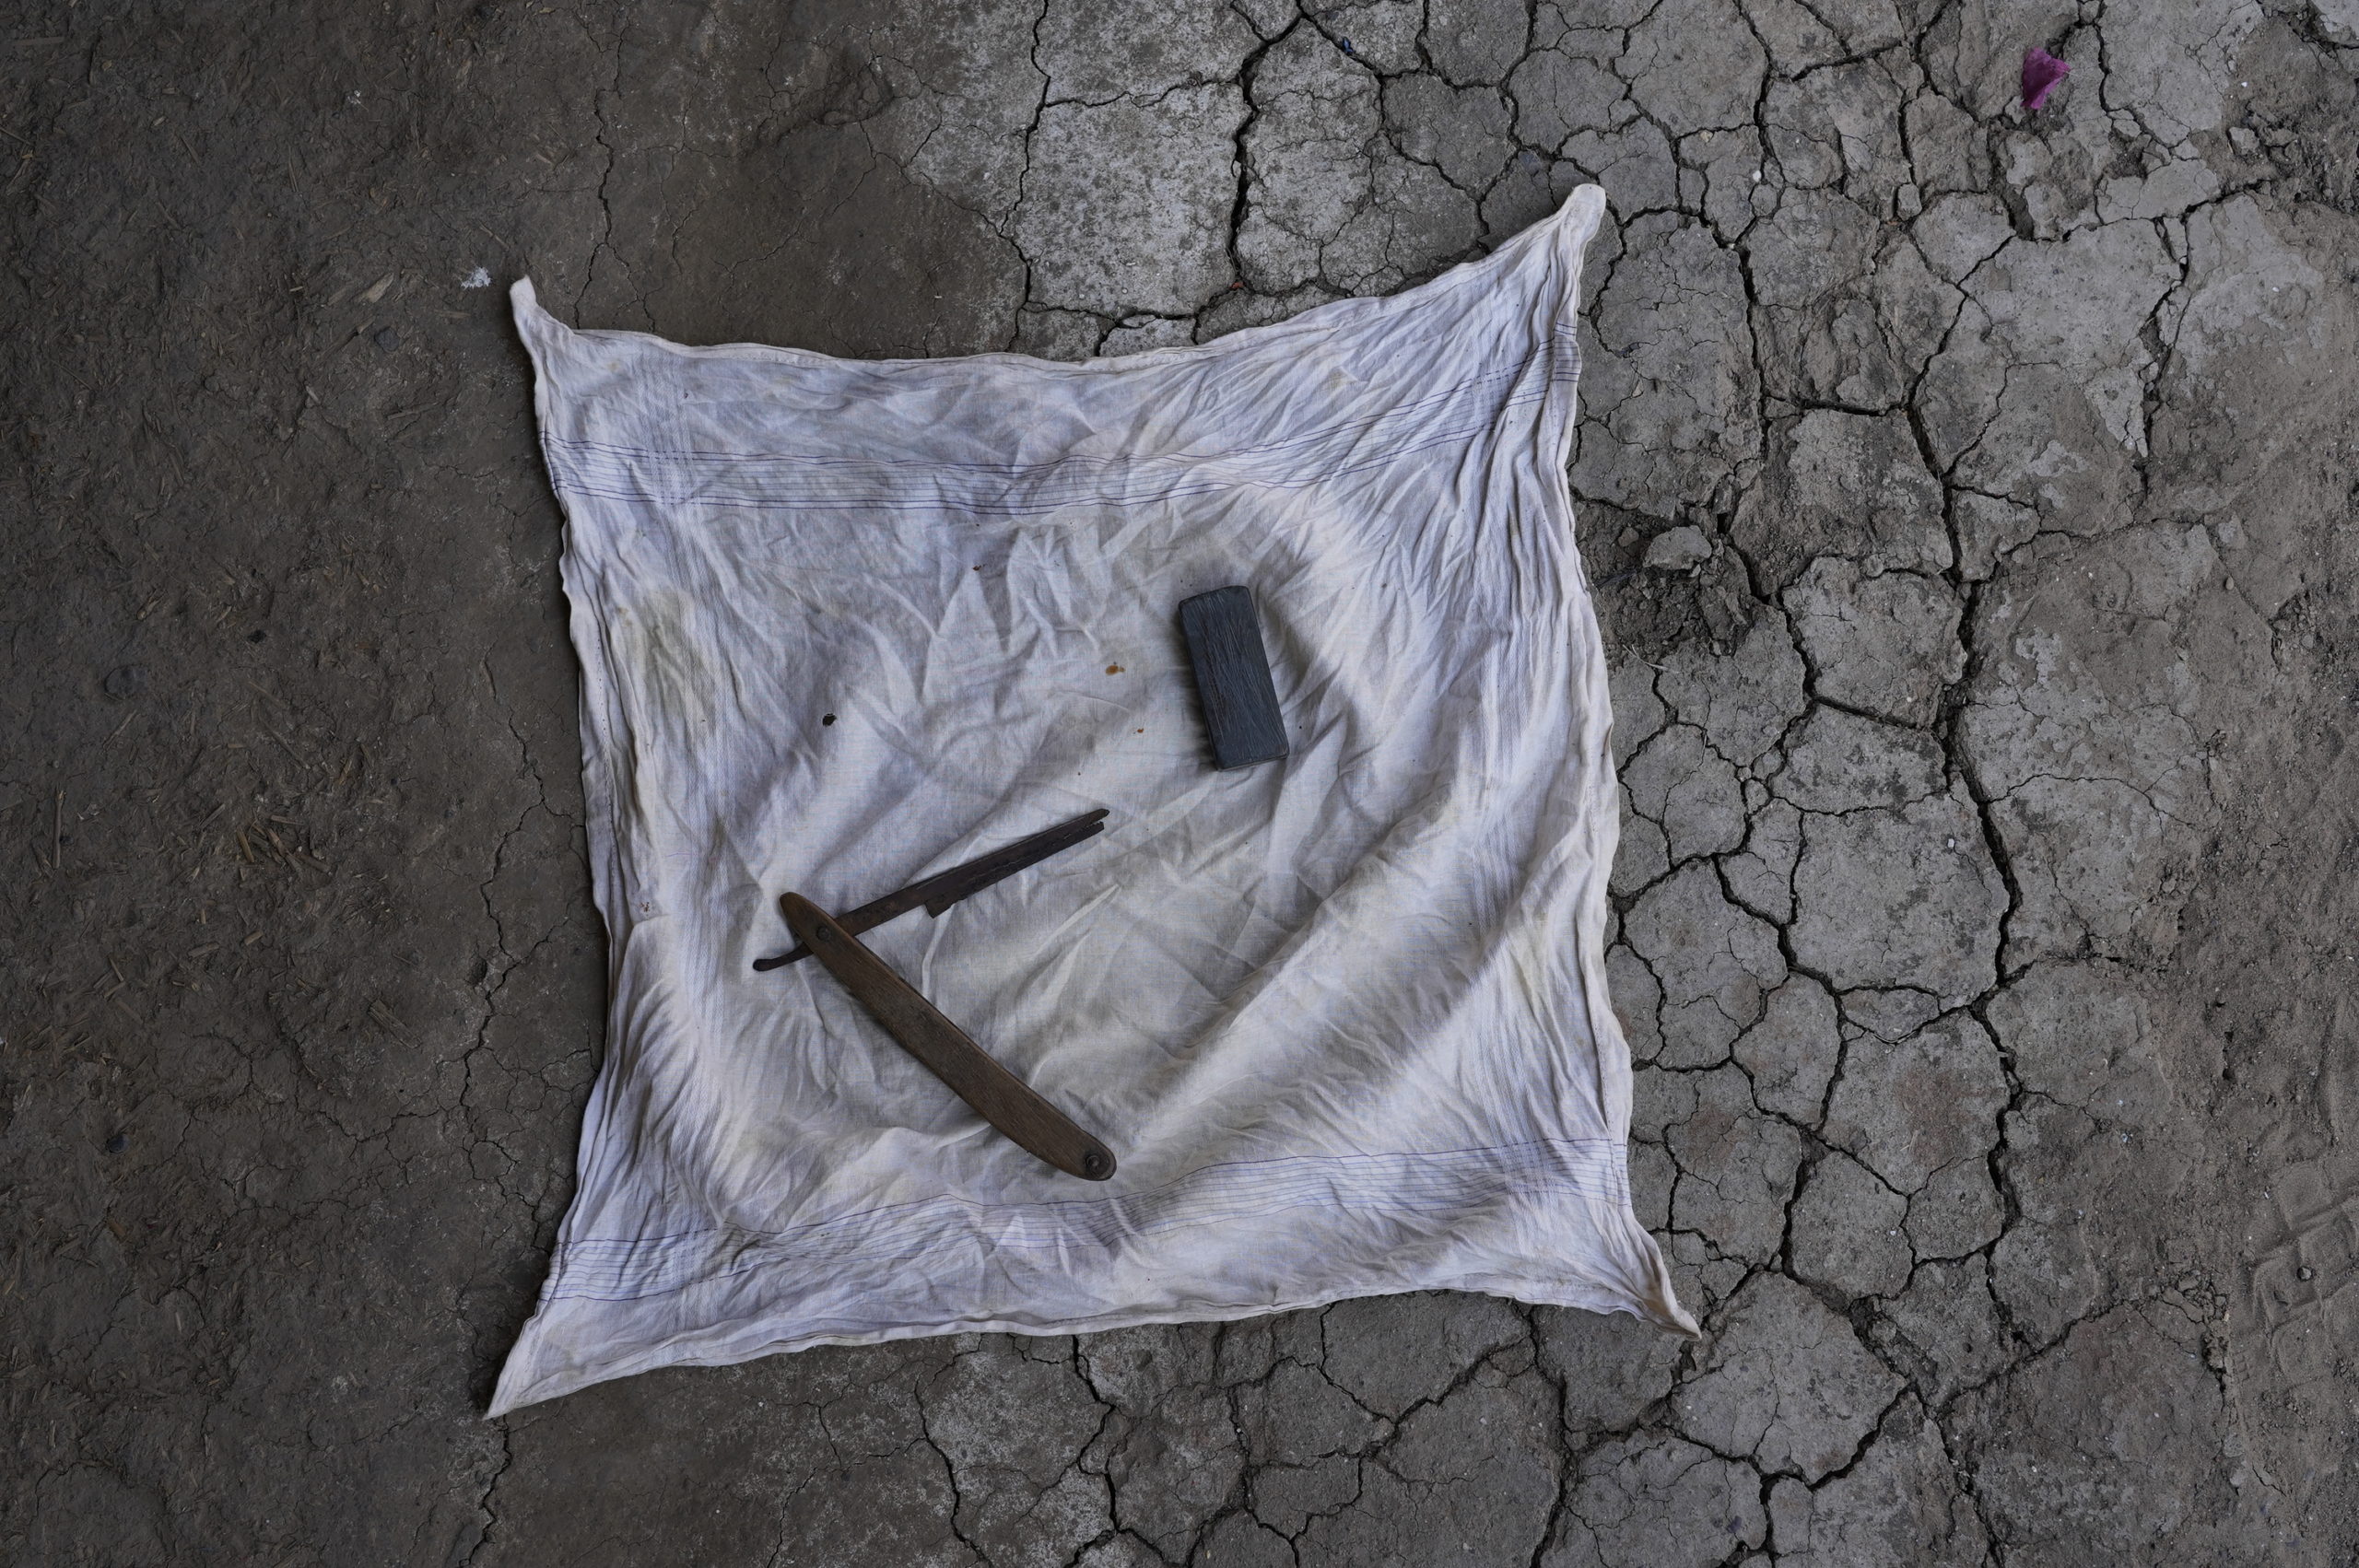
7 0 2359 1562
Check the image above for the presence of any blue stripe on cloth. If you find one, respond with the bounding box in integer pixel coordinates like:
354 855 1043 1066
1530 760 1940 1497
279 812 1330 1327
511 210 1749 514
540 332 1583 521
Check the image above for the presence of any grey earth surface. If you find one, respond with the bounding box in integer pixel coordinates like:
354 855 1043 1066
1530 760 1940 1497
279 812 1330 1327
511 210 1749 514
8 0 2359 1563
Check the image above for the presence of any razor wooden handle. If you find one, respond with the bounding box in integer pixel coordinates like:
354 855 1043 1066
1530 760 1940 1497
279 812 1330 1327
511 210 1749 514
780 893 1116 1181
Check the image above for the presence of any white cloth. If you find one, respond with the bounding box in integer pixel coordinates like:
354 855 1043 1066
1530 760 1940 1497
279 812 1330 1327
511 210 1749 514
491 186 1696 1417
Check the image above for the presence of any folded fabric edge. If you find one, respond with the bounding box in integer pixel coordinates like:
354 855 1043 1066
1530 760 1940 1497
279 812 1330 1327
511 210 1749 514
499 186 1611 375
486 1195 1698 1419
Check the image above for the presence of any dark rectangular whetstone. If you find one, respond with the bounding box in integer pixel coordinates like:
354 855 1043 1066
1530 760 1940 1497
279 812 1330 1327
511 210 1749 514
1178 585 1288 771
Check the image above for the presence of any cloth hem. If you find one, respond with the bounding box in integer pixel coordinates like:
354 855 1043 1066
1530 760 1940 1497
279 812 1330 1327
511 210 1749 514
489 1195 1695 1418
505 186 1607 376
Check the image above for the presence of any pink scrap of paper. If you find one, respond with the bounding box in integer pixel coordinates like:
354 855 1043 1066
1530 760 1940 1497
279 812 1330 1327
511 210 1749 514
2023 48 2071 111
